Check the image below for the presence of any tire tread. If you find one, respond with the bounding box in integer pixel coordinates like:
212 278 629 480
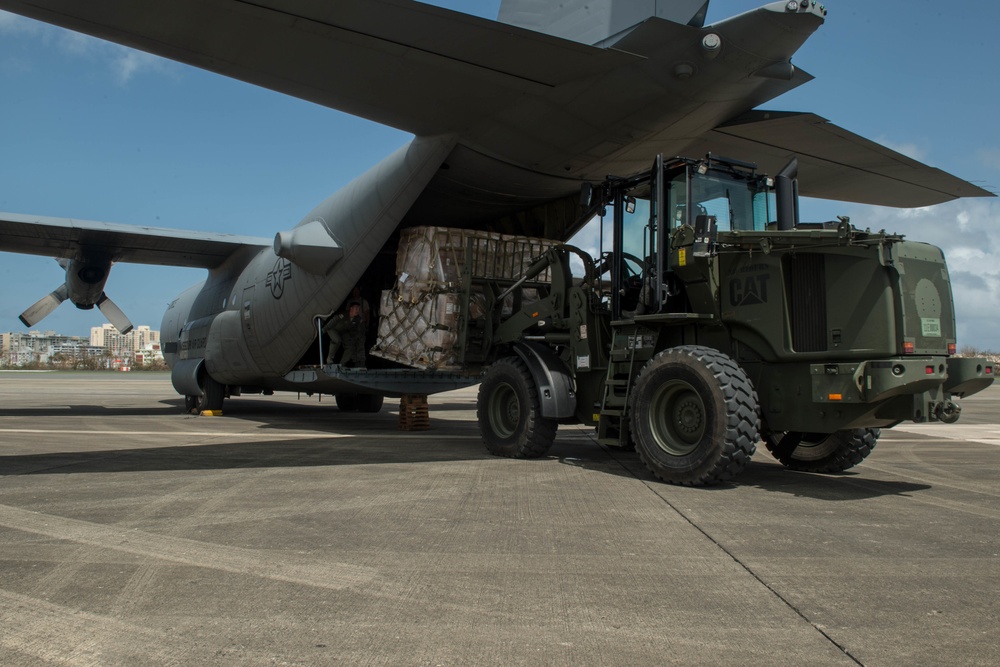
631 345 758 486
478 357 557 459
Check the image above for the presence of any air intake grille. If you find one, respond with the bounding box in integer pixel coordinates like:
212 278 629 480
787 254 827 352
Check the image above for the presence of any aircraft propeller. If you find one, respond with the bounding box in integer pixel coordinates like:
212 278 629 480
19 283 69 328
19 258 134 334
94 293 133 335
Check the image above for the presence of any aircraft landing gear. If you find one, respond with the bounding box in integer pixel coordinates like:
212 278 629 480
335 393 384 413
186 374 226 414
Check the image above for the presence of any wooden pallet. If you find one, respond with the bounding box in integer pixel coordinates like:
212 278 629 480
399 394 430 430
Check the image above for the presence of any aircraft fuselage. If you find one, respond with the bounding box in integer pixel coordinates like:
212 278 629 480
161 136 456 395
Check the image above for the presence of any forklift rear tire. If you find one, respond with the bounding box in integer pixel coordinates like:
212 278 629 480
630 346 758 486
478 357 557 458
763 429 879 473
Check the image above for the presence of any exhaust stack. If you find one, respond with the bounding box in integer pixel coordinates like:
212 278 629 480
776 157 800 231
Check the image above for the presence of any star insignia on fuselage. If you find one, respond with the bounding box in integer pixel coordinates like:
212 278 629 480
266 258 292 299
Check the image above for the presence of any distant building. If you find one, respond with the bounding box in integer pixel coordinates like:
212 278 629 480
1 330 102 367
1 325 161 368
89 324 162 367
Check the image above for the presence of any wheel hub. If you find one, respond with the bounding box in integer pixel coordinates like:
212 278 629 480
675 398 703 435
489 382 521 439
648 379 707 456
505 400 520 424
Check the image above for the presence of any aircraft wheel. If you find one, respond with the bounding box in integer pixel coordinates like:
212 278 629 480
629 346 758 486
335 393 359 411
336 393 382 412
477 356 556 458
356 394 384 413
184 395 198 414
197 375 226 412
764 429 879 473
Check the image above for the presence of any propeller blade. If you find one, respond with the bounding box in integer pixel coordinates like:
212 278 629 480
96 293 133 335
19 284 69 327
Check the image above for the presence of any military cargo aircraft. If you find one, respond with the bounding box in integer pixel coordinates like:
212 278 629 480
0 0 992 412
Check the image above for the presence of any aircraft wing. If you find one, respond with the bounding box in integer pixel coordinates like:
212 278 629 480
0 212 271 268
0 0 640 138
1 1 989 214
685 111 994 207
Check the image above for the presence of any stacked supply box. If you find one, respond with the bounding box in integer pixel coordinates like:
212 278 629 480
371 226 556 370
374 290 463 370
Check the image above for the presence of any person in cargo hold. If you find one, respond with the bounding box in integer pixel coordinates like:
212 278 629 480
324 300 367 368
350 286 371 328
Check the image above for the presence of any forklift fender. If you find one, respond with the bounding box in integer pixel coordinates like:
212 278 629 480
512 342 576 419
171 358 205 397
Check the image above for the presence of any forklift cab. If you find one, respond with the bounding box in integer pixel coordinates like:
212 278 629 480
603 154 778 319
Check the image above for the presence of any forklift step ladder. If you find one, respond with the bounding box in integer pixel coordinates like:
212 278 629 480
597 334 637 447
399 394 430 431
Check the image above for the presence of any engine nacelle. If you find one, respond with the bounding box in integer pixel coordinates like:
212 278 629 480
65 256 112 309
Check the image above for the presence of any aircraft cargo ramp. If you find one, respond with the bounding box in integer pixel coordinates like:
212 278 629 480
283 364 480 397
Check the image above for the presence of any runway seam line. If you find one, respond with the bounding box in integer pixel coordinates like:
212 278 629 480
597 441 866 667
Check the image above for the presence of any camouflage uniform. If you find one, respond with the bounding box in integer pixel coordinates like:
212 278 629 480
324 302 367 368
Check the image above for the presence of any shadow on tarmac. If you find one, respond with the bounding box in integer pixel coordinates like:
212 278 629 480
0 436 495 477
0 397 479 429
1 436 934 500
0 405 182 418
0 396 933 500
557 448 932 501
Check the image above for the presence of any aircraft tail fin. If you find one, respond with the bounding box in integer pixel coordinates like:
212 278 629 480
498 0 710 46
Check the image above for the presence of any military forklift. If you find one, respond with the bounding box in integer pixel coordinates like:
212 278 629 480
457 154 994 485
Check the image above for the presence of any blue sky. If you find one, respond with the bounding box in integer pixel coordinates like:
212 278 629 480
1 0 998 350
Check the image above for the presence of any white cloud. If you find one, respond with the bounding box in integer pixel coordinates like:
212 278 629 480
56 30 171 84
0 10 172 84
567 217 598 276
875 136 928 163
978 148 1000 172
110 49 166 84
0 10 39 34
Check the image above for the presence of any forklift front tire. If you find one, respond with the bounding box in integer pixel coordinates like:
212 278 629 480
478 357 557 458
630 346 758 486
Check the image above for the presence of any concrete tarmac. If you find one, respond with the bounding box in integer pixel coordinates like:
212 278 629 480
0 371 997 666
